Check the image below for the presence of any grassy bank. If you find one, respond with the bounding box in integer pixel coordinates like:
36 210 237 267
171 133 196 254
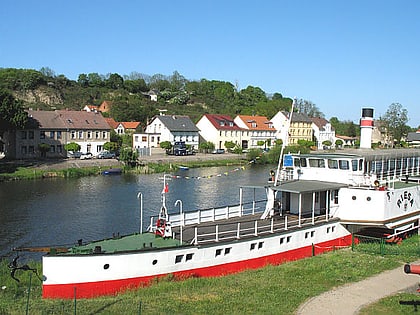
0 235 418 314
0 158 249 181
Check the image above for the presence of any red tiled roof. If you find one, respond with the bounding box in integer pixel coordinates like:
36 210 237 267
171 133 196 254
236 115 275 131
105 118 119 129
204 114 242 131
121 122 141 129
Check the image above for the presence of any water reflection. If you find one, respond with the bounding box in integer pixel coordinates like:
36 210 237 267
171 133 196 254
0 164 272 260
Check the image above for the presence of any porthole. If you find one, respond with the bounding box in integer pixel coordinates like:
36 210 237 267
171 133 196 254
352 196 356 200
366 196 371 201
103 264 109 270
152 259 157 265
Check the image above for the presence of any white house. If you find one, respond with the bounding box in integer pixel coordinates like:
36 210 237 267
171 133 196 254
311 117 335 150
196 114 244 150
234 115 276 149
145 115 200 149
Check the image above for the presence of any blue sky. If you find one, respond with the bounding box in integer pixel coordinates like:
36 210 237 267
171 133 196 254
1 1 420 126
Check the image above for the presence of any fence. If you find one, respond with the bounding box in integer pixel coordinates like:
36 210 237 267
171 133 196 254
351 233 420 256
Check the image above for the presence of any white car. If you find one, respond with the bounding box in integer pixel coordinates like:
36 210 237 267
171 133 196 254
80 152 93 160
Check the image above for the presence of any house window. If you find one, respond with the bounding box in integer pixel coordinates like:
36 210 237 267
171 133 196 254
71 131 76 139
56 131 62 139
29 131 34 139
49 131 55 139
102 131 107 139
157 136 160 144
95 131 100 139
21 146 27 155
142 136 147 142
78 131 83 139
20 131 27 139
57 145 62 153
28 146 34 154
87 131 92 139
40 131 46 139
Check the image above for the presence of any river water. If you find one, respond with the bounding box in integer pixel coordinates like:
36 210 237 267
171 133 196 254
0 164 273 260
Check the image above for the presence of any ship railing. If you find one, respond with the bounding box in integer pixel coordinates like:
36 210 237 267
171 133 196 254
151 200 267 228
188 214 329 245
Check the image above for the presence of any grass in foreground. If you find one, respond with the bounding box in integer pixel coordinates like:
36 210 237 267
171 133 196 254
0 236 418 315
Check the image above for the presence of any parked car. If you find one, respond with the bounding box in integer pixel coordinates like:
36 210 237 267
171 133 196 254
67 151 82 158
212 149 225 154
80 152 93 160
97 151 116 159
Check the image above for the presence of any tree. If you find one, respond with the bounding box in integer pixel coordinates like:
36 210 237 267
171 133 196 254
64 142 81 152
160 141 172 151
38 143 50 158
119 147 138 166
0 89 28 136
198 141 215 153
224 141 236 152
380 103 409 145
103 141 119 152
296 99 324 118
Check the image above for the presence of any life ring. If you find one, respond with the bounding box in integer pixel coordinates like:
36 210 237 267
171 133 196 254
155 219 166 237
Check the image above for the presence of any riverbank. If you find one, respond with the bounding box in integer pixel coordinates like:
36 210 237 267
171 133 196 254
0 151 250 180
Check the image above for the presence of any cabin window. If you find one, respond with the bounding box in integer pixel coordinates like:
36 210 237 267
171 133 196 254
175 255 183 263
186 253 194 261
367 197 371 201
309 158 325 168
332 226 335 232
311 231 315 237
300 158 307 167
339 160 349 170
305 232 309 239
258 242 264 249
328 159 338 169
215 249 222 257
294 158 300 167
352 196 357 200
327 227 331 233
359 159 363 171
280 237 284 244
333 190 339 204
286 236 291 243
250 243 256 250
352 160 358 171
225 247 231 255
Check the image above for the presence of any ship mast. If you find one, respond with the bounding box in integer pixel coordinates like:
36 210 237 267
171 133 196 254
274 98 296 186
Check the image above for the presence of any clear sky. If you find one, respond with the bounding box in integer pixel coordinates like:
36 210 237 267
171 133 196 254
1 1 419 126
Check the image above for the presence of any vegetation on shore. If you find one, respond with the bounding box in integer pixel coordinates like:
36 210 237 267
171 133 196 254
0 235 418 314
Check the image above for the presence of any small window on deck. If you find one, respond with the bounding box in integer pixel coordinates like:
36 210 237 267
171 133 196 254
224 247 231 255
339 160 349 170
309 158 325 168
250 243 256 250
280 237 284 244
286 236 291 243
175 255 183 264
215 249 222 257
258 242 264 249
328 159 338 169
352 160 358 171
186 253 193 261
300 158 307 167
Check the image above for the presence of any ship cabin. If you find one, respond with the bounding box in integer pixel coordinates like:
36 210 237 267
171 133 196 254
280 153 372 186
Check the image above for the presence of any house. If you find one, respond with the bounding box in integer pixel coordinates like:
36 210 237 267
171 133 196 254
271 111 313 145
311 117 335 150
98 101 113 113
335 135 357 147
406 130 420 147
105 118 141 135
82 105 99 113
144 115 200 149
371 120 392 147
142 90 159 102
13 109 111 159
234 115 276 149
196 114 243 150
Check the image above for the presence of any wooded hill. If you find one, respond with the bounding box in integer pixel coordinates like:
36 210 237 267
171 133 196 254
0 68 293 126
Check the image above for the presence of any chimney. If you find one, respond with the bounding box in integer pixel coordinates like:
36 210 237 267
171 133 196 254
360 108 374 149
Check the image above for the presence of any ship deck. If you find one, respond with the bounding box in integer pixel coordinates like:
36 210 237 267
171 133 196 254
62 211 335 256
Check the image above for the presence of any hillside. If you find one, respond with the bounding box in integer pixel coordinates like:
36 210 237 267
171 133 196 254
0 68 293 125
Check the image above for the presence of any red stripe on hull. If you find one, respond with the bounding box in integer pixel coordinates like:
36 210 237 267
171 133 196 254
43 235 352 299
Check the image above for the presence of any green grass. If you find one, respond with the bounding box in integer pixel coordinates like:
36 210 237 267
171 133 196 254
0 235 418 314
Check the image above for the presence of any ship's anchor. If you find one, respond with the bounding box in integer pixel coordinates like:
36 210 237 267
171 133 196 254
8 255 42 282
